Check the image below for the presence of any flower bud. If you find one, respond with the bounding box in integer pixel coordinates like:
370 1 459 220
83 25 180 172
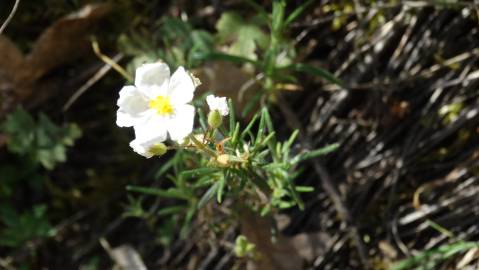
147 142 168 156
208 110 223 129
216 154 229 166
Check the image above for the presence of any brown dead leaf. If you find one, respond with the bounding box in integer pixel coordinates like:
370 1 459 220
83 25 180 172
240 209 328 270
240 209 302 270
0 36 23 81
21 4 111 84
0 35 24 115
195 61 260 116
0 3 111 118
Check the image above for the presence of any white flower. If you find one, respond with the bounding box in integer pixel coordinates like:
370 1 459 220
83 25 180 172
116 62 197 157
206 95 229 116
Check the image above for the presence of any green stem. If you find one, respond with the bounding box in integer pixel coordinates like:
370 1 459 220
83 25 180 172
188 134 216 157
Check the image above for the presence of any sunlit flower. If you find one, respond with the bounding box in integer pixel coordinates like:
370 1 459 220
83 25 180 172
116 62 197 157
206 95 228 128
206 95 229 116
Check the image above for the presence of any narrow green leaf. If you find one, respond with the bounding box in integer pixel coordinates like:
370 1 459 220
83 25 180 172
271 0 286 34
282 129 298 162
154 154 178 179
279 201 296 209
180 206 196 238
197 107 208 131
287 182 304 210
262 107 274 133
247 169 271 195
261 132 276 146
231 122 240 147
126 186 190 200
198 182 220 209
241 113 259 139
295 186 314 192
294 143 339 163
157 206 184 216
245 0 268 16
284 0 314 26
391 241 479 270
217 178 225 203
256 149 270 160
198 51 257 65
260 205 271 216
289 63 343 86
228 99 236 136
181 167 218 178
256 108 267 145
285 130 299 150
241 91 263 118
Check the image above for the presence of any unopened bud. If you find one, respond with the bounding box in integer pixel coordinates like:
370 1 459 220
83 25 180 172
208 110 222 128
216 154 229 166
148 142 168 156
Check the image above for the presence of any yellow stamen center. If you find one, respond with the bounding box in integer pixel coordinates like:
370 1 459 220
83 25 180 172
149 95 174 116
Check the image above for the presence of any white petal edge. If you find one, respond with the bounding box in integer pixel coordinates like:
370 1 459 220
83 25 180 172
129 139 154 158
166 104 195 142
135 62 170 98
168 66 195 105
206 95 229 116
129 138 161 158
133 113 168 145
130 115 168 158
116 86 149 127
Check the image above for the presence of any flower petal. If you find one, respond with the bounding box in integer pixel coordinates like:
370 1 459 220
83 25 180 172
135 62 170 97
133 114 168 143
129 139 154 158
129 138 166 158
130 114 168 158
167 104 195 142
206 95 229 116
116 86 149 127
168 66 195 105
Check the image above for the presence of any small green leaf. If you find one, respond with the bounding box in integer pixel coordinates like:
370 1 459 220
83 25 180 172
196 51 257 66
198 181 220 209
228 99 236 136
293 143 339 164
216 12 269 60
197 108 208 131
271 0 286 34
241 91 263 118
157 206 185 217
241 113 259 140
391 241 479 270
289 63 343 86
217 177 225 203
295 186 314 192
256 108 267 144
126 186 190 200
284 0 314 26
260 205 271 216
154 154 179 179
231 122 240 147
180 206 196 238
181 167 219 178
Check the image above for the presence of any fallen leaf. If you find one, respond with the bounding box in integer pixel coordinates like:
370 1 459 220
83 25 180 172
21 3 111 84
0 4 111 118
240 209 329 270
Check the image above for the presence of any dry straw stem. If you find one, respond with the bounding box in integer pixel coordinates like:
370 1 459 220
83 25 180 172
0 0 20 34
